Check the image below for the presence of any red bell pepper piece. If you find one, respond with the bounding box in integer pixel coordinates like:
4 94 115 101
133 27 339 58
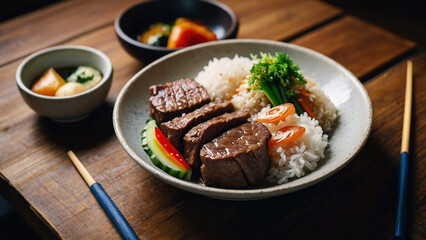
154 127 192 170
167 20 217 48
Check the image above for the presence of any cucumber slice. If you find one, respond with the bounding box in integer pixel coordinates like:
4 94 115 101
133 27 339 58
142 119 188 179
66 66 102 90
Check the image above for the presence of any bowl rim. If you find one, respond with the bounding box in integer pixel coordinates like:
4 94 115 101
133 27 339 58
113 39 373 200
16 45 113 100
114 0 239 51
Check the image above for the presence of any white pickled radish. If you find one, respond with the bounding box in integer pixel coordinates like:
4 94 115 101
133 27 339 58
55 82 86 97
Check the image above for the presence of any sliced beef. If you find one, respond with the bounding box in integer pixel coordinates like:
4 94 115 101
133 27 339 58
183 110 250 169
200 121 271 188
160 100 234 152
149 78 210 124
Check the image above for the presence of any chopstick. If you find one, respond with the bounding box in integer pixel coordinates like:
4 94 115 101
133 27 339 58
393 60 413 240
67 151 140 240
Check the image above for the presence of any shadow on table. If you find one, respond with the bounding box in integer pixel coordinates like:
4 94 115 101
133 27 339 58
0 0 62 22
38 101 115 150
0 198 41 240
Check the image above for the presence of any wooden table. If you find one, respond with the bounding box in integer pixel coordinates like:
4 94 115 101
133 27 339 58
0 0 424 239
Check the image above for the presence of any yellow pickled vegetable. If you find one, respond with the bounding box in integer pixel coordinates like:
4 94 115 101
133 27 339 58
140 23 171 46
55 82 86 97
31 68 66 96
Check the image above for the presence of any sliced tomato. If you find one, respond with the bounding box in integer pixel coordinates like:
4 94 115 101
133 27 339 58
154 127 192 170
269 126 306 146
256 103 296 124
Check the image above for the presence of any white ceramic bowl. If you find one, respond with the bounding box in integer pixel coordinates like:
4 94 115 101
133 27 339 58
16 45 113 122
113 39 373 200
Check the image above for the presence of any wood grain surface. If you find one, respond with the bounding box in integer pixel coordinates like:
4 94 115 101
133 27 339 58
0 0 424 239
363 54 425 240
292 15 416 80
228 0 342 40
0 0 341 67
0 0 138 66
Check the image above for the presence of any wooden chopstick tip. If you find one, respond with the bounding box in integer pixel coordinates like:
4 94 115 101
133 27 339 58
406 60 413 77
67 150 75 158
400 60 413 153
67 150 96 187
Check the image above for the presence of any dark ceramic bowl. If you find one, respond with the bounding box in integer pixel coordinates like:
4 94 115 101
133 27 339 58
114 0 238 65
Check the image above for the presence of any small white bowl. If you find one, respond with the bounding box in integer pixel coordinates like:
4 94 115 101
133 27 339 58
16 45 113 122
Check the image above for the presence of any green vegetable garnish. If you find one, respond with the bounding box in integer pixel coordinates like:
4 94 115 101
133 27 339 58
66 66 102 89
76 73 94 83
248 52 306 114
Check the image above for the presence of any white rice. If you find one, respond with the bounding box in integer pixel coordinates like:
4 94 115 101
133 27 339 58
302 80 337 132
231 79 270 116
195 55 253 100
195 56 337 185
259 112 328 184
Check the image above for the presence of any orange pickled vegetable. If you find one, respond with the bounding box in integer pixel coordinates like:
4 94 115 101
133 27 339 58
174 17 189 26
299 87 310 97
31 68 66 96
167 18 216 48
298 94 316 119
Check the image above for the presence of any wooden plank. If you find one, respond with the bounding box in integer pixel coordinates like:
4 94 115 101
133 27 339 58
0 1 422 239
0 175 61 240
1 25 423 239
0 0 141 66
0 0 341 67
363 55 425 239
223 0 342 40
0 25 141 239
291 16 416 80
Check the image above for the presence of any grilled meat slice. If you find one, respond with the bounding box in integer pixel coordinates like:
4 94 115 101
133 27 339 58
183 110 250 169
200 121 271 188
160 100 234 152
149 78 210 124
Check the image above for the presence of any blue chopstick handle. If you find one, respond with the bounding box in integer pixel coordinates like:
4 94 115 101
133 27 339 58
394 152 409 239
91 183 140 240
